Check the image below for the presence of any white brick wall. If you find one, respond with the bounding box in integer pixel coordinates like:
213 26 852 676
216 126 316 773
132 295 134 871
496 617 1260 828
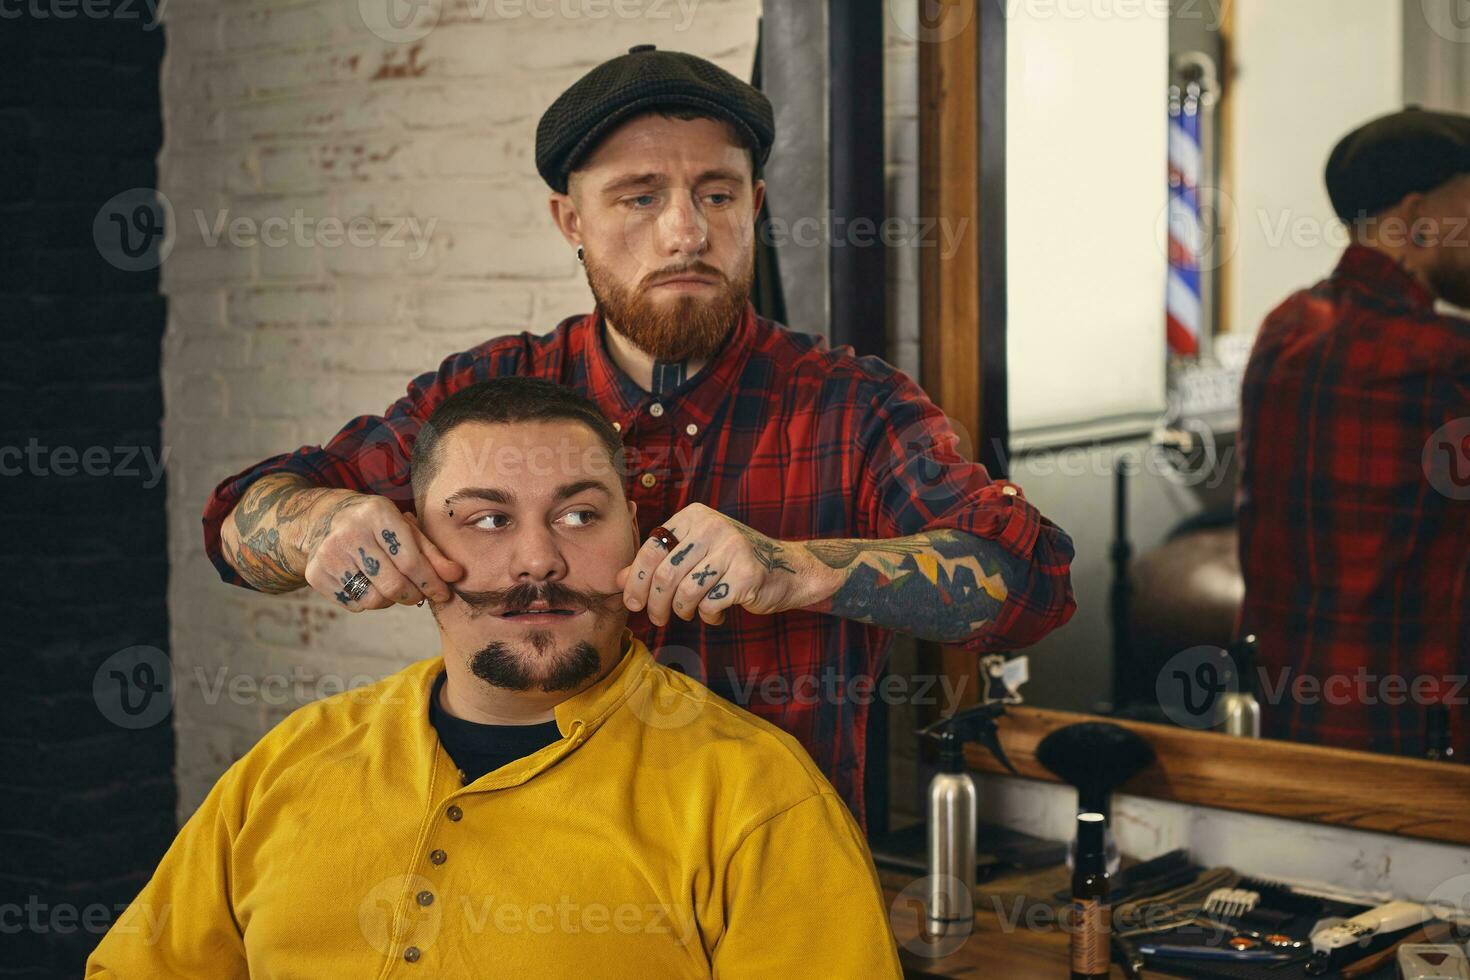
160 0 925 816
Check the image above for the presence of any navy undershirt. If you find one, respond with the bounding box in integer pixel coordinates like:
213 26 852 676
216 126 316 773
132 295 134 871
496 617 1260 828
428 670 563 784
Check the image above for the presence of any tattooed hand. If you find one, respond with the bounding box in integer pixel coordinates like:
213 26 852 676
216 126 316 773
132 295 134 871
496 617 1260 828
300 495 466 612
614 503 838 627
225 474 464 611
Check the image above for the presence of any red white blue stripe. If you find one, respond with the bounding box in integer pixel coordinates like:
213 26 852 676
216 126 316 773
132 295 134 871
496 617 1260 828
1167 91 1203 357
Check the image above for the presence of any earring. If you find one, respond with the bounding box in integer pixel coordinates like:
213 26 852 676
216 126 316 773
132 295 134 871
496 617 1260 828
576 245 584 264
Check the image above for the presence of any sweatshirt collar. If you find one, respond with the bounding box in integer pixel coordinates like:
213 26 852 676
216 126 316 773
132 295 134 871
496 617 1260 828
407 631 655 796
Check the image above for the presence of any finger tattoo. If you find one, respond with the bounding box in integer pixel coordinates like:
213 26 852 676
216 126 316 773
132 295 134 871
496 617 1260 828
706 582 730 601
670 542 695 566
334 570 357 606
381 529 401 555
357 547 381 576
692 566 718 586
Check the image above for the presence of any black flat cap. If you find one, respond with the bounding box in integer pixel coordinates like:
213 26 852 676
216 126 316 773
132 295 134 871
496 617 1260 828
1326 107 1470 222
535 44 775 194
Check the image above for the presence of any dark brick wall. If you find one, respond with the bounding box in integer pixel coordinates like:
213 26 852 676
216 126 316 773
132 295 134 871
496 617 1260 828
0 7 174 977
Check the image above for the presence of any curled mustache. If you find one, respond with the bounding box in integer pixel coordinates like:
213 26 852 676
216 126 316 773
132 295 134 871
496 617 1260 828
451 581 624 618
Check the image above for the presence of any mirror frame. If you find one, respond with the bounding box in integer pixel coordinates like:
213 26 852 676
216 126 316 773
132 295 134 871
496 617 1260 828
965 706 1470 846
919 3 1470 848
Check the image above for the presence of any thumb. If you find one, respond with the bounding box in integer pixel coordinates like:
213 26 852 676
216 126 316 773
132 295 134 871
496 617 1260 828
614 565 632 590
409 522 464 582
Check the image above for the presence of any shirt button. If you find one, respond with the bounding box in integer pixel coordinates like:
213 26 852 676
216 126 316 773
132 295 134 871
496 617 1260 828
404 946 421 963
429 849 447 865
639 472 657 489
649 403 665 418
1001 485 1018 496
416 890 435 907
685 423 698 437
612 421 622 432
446 804 462 822
457 768 467 784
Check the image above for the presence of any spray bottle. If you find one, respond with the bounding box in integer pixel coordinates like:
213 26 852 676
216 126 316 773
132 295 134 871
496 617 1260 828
918 702 1018 939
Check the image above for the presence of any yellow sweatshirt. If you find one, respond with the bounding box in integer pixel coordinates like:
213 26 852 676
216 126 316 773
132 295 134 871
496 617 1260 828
86 632 903 979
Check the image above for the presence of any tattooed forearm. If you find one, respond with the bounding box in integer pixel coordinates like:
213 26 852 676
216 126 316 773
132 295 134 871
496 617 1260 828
222 474 355 593
230 526 298 592
803 537 927 570
809 530 1022 643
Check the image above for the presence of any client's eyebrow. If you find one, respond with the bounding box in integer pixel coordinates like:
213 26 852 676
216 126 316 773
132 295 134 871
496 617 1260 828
441 481 610 515
442 487 511 514
554 480 612 502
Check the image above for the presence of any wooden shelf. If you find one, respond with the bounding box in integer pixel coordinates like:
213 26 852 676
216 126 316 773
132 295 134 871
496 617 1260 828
964 706 1470 846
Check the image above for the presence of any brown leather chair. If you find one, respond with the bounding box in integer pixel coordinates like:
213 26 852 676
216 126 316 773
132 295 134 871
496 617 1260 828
1117 521 1244 711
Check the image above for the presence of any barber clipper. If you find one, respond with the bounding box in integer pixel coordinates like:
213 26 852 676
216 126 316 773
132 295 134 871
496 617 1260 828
918 703 1017 939
1304 900 1435 975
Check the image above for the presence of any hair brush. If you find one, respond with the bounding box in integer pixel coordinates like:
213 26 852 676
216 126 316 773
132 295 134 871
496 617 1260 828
1035 722 1156 819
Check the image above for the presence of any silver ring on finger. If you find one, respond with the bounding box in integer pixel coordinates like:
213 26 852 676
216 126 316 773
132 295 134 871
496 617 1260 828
343 571 372 603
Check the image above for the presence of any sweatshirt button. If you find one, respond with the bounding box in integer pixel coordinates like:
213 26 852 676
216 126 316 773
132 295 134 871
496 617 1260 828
429 849 447 865
404 946 421 963
416 890 435 907
446 804 462 821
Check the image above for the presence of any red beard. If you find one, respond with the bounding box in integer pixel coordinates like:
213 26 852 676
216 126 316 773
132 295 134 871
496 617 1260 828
583 251 754 363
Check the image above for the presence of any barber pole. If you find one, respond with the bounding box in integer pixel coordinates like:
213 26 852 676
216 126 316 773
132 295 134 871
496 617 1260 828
1167 82 1204 358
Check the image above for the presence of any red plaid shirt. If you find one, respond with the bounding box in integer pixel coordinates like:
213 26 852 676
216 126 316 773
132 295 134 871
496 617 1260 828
1237 245 1470 759
202 302 1077 824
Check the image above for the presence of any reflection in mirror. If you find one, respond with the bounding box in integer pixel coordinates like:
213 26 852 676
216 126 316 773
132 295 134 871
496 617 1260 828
998 0 1469 764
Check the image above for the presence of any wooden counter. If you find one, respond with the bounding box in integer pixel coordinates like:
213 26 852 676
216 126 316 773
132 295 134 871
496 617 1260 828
881 863 1192 979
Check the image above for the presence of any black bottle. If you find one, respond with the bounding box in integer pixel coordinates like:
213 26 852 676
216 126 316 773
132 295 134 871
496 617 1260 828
1425 704 1455 761
1071 812 1111 980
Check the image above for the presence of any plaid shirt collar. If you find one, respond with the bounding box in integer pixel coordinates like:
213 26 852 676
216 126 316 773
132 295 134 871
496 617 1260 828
1334 243 1437 314
583 301 761 444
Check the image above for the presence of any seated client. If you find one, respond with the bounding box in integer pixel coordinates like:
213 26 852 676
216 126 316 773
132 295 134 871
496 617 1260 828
86 377 903 978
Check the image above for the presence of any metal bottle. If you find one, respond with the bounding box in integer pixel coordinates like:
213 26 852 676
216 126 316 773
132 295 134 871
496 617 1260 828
1220 633 1261 738
919 703 1017 938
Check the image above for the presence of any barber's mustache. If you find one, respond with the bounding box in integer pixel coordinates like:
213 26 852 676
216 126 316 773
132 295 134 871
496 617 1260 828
643 262 724 288
451 581 624 617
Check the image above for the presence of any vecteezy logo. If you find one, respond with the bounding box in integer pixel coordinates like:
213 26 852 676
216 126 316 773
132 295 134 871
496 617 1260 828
358 874 442 956
358 0 441 44
93 646 173 729
890 873 973 959
1425 874 1470 933
627 645 709 740
93 189 174 272
1424 417 1470 501
1422 0 1470 43
1156 645 1238 730
888 0 974 44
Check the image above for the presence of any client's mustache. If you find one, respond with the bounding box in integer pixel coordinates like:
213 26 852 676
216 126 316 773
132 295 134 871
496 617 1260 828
451 581 624 618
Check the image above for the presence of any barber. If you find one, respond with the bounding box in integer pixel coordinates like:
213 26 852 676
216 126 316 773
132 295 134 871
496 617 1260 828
203 45 1077 825
1237 107 1470 757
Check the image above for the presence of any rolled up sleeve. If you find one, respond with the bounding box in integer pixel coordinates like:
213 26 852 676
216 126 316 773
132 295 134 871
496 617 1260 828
855 373 1077 653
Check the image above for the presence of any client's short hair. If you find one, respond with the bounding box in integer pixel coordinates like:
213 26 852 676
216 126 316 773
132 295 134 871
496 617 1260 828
410 378 626 511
